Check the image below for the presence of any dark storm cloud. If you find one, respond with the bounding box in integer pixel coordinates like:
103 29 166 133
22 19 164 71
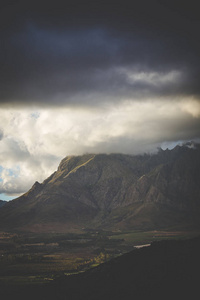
0 0 200 106
1 0 200 198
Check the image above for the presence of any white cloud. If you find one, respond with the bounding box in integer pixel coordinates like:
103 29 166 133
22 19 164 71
181 98 200 118
124 69 182 86
0 98 199 197
115 68 183 88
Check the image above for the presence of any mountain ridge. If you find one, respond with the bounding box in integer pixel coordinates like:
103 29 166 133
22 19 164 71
0 200 6 208
0 143 200 232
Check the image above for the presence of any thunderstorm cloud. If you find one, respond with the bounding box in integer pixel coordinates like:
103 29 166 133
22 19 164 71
0 1 200 197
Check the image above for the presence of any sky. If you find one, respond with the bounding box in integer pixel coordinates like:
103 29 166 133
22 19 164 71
0 0 200 200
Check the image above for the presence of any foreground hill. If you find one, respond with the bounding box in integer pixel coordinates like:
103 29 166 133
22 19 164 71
1 235 200 300
52 235 200 300
0 143 200 232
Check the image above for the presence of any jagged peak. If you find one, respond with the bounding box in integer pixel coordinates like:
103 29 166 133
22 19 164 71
160 141 200 153
33 181 40 187
28 181 42 193
183 141 199 149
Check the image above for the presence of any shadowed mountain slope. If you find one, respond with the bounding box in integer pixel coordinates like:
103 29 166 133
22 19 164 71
0 143 200 232
0 200 6 208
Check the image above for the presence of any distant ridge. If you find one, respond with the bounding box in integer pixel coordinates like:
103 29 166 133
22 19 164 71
0 143 200 232
0 200 6 208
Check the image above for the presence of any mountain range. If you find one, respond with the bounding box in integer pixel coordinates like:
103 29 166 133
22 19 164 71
0 142 200 232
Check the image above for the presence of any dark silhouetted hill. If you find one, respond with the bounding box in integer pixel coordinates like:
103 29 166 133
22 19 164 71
1 235 200 300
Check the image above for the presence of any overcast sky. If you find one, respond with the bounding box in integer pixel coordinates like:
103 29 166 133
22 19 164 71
0 1 200 200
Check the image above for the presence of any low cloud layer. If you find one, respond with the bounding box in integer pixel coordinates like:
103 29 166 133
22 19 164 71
0 1 200 197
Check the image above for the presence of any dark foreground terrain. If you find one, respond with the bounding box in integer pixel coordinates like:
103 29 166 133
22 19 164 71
1 235 200 300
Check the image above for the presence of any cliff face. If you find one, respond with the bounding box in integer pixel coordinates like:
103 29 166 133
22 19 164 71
0 143 200 232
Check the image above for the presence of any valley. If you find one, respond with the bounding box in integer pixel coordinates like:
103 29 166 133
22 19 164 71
0 229 198 286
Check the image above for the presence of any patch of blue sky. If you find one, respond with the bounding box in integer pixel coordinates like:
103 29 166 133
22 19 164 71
0 165 20 187
30 111 40 119
7 166 20 177
0 166 3 182
0 193 17 201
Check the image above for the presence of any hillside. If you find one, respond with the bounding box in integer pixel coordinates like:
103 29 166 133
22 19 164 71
52 235 200 300
1 235 200 300
0 143 200 232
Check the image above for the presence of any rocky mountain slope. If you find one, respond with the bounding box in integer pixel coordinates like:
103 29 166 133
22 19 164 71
0 143 200 232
